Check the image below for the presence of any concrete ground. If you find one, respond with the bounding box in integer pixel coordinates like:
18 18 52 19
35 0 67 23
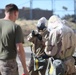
16 47 31 75
18 65 23 75
17 47 76 75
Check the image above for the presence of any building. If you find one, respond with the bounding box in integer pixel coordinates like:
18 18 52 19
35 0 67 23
0 8 53 20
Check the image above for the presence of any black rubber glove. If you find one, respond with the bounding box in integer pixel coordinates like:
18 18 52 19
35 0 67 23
32 30 42 41
36 34 42 41
40 52 51 59
32 30 37 36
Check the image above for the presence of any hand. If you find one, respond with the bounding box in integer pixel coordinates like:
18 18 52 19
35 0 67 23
36 34 42 41
32 30 38 36
22 73 29 75
24 69 29 75
31 30 42 40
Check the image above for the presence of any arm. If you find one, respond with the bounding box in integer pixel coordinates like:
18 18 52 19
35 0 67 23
16 43 29 75
44 30 58 56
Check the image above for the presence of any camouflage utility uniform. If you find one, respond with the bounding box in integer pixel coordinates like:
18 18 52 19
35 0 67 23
27 29 49 75
0 59 18 75
45 15 76 75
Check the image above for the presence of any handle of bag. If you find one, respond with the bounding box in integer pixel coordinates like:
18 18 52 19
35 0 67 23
45 57 55 75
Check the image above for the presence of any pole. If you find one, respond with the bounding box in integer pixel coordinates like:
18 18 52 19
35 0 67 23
74 0 76 15
30 0 33 19
51 0 55 15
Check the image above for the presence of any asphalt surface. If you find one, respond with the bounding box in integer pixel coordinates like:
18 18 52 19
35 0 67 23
16 46 31 75
17 47 76 75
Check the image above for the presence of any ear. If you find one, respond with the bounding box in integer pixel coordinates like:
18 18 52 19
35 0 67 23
14 11 17 16
13 11 19 19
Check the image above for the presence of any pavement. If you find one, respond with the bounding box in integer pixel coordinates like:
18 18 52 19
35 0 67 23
16 46 31 75
17 47 76 75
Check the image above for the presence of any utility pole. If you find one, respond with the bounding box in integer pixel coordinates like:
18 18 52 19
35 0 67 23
51 0 54 15
30 0 33 20
74 0 76 15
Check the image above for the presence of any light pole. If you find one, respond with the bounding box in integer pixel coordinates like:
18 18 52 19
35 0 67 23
51 0 55 15
74 0 76 15
30 0 33 19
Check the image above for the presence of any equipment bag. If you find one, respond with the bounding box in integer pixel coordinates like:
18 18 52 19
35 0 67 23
33 54 47 71
46 58 66 75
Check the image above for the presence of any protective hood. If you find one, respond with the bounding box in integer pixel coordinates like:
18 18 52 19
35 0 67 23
47 15 63 31
37 17 47 30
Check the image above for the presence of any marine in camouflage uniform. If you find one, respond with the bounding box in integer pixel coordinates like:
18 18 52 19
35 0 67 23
44 15 76 75
0 4 29 75
27 17 49 75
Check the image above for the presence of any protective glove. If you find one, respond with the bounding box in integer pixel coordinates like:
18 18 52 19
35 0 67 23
36 34 42 41
32 30 42 41
40 52 51 59
31 30 38 36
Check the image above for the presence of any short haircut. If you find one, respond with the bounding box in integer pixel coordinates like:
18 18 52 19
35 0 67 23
5 3 19 12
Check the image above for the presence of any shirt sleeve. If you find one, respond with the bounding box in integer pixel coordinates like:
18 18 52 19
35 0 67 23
15 25 24 44
44 30 58 56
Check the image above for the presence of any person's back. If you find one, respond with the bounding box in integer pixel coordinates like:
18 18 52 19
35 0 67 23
0 19 23 60
59 25 75 59
48 23 75 59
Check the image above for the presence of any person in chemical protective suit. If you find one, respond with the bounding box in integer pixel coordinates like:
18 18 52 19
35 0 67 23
42 15 76 75
27 17 49 75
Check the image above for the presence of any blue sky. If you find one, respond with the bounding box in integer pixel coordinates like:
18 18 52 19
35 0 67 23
0 0 74 17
